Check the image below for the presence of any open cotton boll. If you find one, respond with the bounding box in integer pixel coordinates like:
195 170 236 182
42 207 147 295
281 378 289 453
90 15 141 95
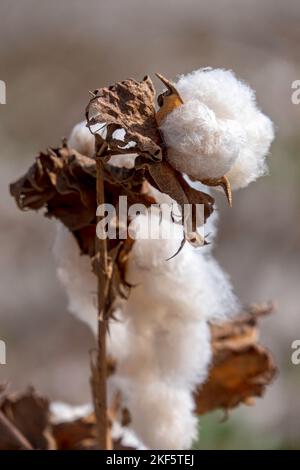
54 120 240 450
160 100 245 180
159 68 274 188
54 213 238 450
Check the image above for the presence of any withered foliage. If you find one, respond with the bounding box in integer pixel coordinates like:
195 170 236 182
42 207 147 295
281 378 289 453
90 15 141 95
135 158 214 245
9 140 154 314
10 142 97 233
0 386 53 450
86 76 163 161
196 303 277 414
0 305 276 450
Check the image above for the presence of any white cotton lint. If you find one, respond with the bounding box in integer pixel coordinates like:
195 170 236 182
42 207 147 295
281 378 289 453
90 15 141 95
159 68 274 189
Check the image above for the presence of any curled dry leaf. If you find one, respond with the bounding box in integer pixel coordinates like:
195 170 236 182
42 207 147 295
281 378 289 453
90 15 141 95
10 142 154 252
196 303 277 414
86 76 163 161
9 141 97 232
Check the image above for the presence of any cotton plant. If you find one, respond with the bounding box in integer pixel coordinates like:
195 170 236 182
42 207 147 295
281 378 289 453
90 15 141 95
11 67 274 450
52 68 274 450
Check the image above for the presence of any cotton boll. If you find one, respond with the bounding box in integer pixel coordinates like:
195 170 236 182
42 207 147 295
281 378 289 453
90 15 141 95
160 100 245 180
55 119 240 450
159 68 274 188
54 193 237 450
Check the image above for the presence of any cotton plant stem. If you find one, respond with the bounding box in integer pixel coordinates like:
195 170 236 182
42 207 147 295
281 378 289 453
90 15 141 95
93 144 112 450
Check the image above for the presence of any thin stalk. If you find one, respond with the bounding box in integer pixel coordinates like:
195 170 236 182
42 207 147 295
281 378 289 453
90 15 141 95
92 143 112 450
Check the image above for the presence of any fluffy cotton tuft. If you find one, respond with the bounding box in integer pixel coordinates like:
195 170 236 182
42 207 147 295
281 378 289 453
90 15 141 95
159 68 274 189
52 121 240 449
69 121 136 169
69 121 95 158
54 211 238 449
50 402 93 424
53 222 98 333
126 382 198 450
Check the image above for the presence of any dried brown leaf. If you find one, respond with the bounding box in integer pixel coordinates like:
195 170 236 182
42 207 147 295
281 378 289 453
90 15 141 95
10 142 97 232
0 387 54 450
135 157 214 247
52 414 97 450
86 76 163 161
196 303 277 414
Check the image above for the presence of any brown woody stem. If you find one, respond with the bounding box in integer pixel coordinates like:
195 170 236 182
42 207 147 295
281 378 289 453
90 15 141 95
92 142 112 450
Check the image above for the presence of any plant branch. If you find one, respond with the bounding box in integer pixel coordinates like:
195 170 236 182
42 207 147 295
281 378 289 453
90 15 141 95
91 141 112 450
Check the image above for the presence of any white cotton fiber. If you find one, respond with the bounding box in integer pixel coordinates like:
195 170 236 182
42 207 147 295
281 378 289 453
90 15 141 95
50 402 93 424
69 121 95 158
159 68 274 188
126 382 198 450
69 121 136 169
52 121 240 449
53 222 98 334
53 210 237 449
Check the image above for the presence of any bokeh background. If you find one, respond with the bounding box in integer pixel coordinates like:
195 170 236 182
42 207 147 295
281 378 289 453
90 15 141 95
1 0 300 449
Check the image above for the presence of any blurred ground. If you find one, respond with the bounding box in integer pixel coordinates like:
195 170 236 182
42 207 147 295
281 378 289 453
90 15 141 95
0 0 300 449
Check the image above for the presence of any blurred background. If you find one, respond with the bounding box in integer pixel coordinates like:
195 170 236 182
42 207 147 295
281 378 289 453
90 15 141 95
0 0 300 449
